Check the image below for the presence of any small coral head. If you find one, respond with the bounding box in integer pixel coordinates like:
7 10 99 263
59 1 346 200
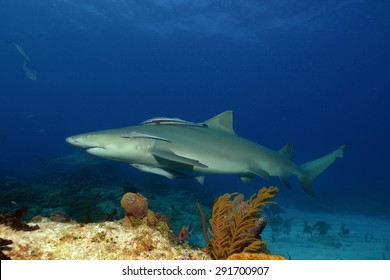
120 192 148 218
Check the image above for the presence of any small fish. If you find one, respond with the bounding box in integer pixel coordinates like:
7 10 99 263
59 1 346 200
178 225 193 242
22 60 37 81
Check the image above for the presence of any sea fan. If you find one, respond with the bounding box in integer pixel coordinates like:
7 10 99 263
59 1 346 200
201 186 278 260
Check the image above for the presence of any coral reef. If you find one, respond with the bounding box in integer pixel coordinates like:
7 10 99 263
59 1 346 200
0 219 210 260
0 237 13 260
303 220 332 236
338 224 350 238
303 220 342 248
0 207 39 231
312 220 331 236
50 211 71 223
0 207 40 259
198 186 279 260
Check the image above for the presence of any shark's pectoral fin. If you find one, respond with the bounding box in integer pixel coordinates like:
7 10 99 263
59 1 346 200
131 164 205 184
152 150 208 168
248 168 270 181
131 164 176 179
195 176 205 185
279 176 292 189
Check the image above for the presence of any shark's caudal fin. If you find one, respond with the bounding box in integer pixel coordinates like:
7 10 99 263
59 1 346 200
298 145 345 195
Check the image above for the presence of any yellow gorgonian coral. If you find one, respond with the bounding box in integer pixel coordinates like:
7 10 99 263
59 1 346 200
198 186 279 260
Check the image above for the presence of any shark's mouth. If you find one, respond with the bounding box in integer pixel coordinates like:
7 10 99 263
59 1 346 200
66 136 104 151
86 147 105 153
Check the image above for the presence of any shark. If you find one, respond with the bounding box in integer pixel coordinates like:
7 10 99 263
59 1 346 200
7 37 32 63
66 111 344 195
22 60 37 81
7 37 37 80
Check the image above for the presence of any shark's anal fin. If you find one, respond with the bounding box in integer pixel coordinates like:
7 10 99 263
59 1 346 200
153 150 208 168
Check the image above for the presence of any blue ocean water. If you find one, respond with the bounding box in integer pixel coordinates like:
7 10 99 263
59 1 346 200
1 1 389 258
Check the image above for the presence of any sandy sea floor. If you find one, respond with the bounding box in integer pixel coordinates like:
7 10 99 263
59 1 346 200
262 208 390 260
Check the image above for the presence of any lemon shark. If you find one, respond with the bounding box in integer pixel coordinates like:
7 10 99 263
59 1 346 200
7 37 32 63
7 37 37 80
66 111 344 195
22 60 37 81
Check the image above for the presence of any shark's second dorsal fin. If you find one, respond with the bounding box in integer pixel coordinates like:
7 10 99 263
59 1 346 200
204 110 236 134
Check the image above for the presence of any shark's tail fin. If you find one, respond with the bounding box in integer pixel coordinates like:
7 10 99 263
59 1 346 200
34 154 50 169
298 145 345 195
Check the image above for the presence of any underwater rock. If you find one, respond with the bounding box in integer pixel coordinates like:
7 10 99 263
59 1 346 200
0 237 13 260
145 209 158 227
50 211 71 223
121 192 148 218
29 215 44 223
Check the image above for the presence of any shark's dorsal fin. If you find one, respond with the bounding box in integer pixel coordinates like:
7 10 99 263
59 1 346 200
278 143 293 159
204 110 236 134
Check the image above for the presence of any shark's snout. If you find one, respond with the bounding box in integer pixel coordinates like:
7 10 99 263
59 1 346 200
65 136 77 145
66 136 86 147
66 135 97 148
